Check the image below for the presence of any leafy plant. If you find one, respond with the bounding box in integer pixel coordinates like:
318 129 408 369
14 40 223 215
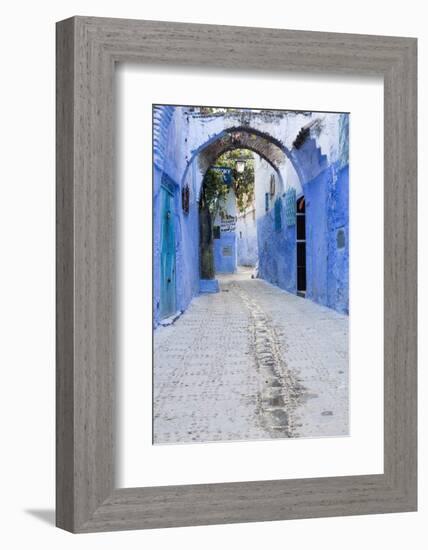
199 168 229 222
200 149 255 216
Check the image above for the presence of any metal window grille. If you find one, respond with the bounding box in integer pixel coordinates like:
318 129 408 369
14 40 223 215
285 188 297 226
274 197 282 232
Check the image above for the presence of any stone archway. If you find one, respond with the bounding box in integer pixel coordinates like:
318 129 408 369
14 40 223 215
190 128 292 284
181 126 294 199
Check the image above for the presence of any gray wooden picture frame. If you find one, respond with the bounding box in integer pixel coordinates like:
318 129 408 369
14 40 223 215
56 16 417 533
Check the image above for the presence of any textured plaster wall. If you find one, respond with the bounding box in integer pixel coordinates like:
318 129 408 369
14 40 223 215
305 163 349 313
304 114 349 313
258 216 297 292
174 165 201 313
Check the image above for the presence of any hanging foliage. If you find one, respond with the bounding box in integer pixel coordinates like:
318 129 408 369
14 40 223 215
199 168 229 219
202 149 255 214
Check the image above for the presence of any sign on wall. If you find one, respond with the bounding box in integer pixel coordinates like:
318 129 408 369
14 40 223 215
221 217 236 233
212 166 233 185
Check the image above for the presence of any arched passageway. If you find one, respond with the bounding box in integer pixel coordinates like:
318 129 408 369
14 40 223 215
185 127 295 294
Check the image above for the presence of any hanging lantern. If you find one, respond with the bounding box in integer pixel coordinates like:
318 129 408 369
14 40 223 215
235 159 246 174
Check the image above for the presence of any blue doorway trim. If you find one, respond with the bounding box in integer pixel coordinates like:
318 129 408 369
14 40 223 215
159 173 177 320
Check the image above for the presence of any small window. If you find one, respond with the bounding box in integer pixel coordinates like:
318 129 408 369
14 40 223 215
213 226 221 239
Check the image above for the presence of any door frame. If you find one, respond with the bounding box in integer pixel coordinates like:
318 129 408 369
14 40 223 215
159 174 177 319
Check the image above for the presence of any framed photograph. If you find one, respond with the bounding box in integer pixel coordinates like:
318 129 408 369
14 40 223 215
56 16 417 532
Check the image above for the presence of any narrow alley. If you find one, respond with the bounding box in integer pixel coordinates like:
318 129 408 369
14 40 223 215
153 269 348 444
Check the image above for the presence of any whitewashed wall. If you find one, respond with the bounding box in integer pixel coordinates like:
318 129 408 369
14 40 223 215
236 205 258 267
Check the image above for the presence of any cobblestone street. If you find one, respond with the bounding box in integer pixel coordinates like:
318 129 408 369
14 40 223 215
153 269 349 444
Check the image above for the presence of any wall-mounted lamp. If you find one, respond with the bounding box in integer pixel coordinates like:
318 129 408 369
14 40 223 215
235 159 246 173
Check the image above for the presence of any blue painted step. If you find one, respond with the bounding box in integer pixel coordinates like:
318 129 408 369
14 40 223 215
199 279 220 293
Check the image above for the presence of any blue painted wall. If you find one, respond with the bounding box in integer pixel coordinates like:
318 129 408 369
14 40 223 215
257 205 296 294
304 169 329 307
153 164 200 327
153 165 163 326
214 232 237 273
257 163 349 315
304 163 349 314
327 164 349 314
174 186 200 315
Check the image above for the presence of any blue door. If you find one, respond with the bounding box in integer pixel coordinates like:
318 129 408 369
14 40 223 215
159 184 176 319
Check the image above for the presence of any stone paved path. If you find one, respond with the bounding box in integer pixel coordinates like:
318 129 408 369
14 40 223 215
153 269 349 444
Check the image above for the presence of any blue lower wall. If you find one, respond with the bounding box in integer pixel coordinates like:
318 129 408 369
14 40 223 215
305 163 349 314
214 232 237 273
153 165 200 327
327 165 349 314
257 211 296 294
257 163 349 315
304 170 329 307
